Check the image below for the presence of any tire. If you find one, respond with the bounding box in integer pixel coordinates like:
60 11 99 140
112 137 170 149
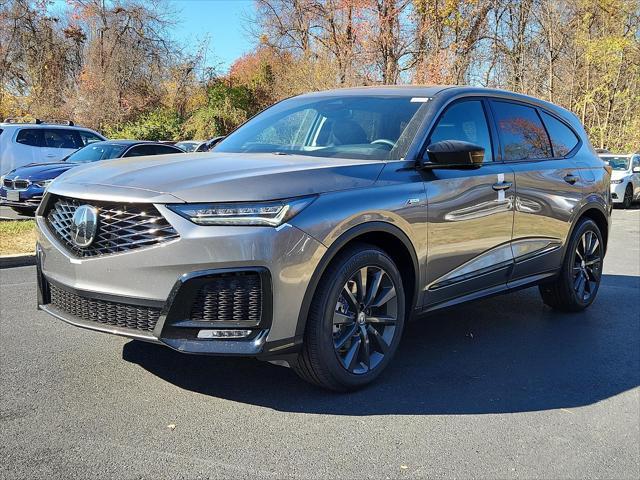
539 218 604 312
621 184 633 209
293 243 406 391
10 207 35 217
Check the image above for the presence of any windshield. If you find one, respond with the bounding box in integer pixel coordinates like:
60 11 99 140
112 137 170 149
216 95 428 160
65 143 128 163
175 141 199 152
603 156 631 171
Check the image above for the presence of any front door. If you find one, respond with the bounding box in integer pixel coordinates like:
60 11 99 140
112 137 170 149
421 98 515 308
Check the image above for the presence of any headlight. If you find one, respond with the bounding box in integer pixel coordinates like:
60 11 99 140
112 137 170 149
34 179 53 188
611 179 624 184
167 197 316 226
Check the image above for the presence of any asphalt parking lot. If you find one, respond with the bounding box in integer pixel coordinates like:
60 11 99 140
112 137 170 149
1 208 638 479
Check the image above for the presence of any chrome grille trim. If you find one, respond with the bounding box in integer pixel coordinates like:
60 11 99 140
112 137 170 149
45 196 179 257
49 284 161 332
3 178 30 190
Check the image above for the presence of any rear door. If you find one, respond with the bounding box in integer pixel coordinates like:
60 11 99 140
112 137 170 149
42 128 83 162
422 98 516 308
488 100 583 285
13 128 44 169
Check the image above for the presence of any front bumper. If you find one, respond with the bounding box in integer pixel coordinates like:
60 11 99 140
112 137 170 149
610 182 627 202
0 185 45 209
36 200 327 357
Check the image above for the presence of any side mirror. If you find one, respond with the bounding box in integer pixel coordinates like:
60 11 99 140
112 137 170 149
420 140 485 169
633 166 640 173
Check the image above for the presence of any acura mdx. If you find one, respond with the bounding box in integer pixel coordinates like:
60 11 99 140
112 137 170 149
35 87 611 390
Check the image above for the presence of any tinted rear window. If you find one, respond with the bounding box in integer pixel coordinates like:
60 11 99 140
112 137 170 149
540 111 579 157
492 101 552 161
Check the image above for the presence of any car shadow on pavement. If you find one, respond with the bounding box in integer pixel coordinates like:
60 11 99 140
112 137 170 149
122 274 640 415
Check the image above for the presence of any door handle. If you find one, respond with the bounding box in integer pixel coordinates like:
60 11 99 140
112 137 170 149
492 181 512 191
564 173 578 185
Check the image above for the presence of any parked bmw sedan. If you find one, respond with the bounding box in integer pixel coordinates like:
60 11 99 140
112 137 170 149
0 140 184 215
599 153 640 208
35 87 610 391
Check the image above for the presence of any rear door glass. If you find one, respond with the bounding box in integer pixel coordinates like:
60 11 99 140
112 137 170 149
43 129 82 149
16 128 44 147
491 101 552 161
540 111 579 157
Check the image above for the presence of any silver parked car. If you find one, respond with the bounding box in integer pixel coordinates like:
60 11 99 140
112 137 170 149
35 87 611 391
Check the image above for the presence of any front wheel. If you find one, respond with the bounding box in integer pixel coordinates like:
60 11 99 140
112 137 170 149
294 243 405 391
621 184 633 209
539 218 604 312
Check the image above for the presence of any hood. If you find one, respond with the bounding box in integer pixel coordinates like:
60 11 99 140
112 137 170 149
611 169 631 181
6 162 75 180
51 152 385 202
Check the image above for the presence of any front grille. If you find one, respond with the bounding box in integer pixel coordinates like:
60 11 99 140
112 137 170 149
190 272 262 324
46 196 179 257
49 284 161 332
3 178 30 190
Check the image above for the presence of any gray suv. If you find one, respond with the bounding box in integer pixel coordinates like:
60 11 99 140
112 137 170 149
35 87 611 391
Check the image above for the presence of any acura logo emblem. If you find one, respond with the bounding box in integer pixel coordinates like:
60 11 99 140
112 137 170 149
70 205 99 247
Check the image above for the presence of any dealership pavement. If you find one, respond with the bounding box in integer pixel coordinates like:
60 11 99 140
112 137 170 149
1 208 638 479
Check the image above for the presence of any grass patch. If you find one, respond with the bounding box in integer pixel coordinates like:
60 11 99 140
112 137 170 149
0 220 37 255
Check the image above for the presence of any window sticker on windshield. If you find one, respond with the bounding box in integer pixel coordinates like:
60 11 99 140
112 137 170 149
410 97 430 103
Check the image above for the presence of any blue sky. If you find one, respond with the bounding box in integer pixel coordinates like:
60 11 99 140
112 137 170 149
49 0 256 73
169 0 256 72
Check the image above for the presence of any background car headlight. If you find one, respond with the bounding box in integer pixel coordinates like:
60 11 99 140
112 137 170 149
34 179 53 188
167 197 316 226
611 179 624 184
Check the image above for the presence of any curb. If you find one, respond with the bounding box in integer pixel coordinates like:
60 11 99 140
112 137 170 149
0 254 36 269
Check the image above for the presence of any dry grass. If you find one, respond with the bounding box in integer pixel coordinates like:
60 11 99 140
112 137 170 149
0 220 37 255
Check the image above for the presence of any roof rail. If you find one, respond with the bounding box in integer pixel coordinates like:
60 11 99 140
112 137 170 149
2 117 75 126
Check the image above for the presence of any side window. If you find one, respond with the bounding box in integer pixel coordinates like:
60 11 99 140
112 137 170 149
124 145 156 157
15 129 43 147
153 145 182 155
78 131 103 146
428 100 493 162
492 101 552 161
632 156 640 169
43 129 82 149
540 111 579 157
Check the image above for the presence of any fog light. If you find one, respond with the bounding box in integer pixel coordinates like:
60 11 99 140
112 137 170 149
197 329 252 339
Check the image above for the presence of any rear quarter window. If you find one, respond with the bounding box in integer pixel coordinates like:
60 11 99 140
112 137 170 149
540 111 580 157
491 101 553 161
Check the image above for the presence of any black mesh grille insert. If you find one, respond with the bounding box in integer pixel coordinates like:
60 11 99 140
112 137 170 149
190 272 262 324
49 284 161 332
45 196 179 257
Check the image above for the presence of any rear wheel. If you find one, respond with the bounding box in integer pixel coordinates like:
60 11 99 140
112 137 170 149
621 184 633 209
539 218 603 311
294 243 405 391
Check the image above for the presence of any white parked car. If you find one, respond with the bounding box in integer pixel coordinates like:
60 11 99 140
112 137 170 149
600 153 640 208
174 140 205 152
0 119 106 175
